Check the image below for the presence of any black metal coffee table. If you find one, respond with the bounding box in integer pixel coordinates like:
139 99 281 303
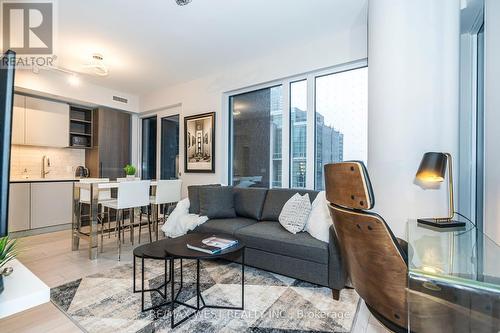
163 233 245 329
133 240 171 312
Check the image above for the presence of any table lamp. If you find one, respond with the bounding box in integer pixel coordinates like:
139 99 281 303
415 152 465 228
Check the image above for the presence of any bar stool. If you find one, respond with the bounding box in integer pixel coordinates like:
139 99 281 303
117 177 141 182
148 180 182 241
78 178 112 247
101 180 151 260
146 179 182 241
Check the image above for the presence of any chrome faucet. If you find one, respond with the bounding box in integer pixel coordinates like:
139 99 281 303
41 155 51 178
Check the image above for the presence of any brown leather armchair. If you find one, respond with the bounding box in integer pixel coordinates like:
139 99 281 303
324 161 408 333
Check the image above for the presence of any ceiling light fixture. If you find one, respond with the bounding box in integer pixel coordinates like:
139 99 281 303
83 53 109 77
175 0 192 6
68 74 81 86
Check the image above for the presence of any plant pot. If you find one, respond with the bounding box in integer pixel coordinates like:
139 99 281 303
126 175 135 179
0 275 4 294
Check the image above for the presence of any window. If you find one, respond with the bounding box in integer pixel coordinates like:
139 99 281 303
229 61 367 190
290 80 307 188
230 86 283 188
315 67 368 190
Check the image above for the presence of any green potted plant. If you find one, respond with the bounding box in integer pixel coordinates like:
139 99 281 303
0 236 17 294
123 164 137 179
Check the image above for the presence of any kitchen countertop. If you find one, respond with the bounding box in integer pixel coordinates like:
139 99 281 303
10 178 79 183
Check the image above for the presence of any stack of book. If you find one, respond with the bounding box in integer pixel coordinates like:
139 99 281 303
187 236 239 254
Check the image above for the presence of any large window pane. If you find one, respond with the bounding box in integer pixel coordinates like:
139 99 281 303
141 116 157 180
315 67 368 190
231 86 283 188
271 88 283 187
290 80 307 188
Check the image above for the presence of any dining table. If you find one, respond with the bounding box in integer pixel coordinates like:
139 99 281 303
71 180 158 260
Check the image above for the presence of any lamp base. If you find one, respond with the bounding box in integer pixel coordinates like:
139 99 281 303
417 218 466 228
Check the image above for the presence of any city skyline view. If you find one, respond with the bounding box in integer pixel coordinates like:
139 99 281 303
231 66 367 190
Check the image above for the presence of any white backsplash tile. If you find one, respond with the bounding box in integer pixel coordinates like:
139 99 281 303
10 145 85 180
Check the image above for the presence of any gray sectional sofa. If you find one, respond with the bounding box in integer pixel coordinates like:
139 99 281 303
190 187 346 298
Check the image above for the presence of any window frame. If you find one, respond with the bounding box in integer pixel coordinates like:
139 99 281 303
227 59 368 189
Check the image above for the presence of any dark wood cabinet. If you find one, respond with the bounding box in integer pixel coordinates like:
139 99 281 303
86 107 131 179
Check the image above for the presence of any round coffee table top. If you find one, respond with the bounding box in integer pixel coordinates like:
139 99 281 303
133 239 170 259
164 233 244 259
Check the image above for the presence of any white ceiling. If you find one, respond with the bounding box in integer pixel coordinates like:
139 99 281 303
55 0 367 95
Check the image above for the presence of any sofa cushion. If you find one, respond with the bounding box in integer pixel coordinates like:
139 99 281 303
199 186 236 218
233 188 268 220
235 222 328 264
188 184 221 214
193 218 257 235
261 189 318 221
279 193 312 234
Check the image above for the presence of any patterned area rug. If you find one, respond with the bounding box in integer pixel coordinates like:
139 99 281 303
51 259 359 333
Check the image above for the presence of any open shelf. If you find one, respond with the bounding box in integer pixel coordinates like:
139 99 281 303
70 132 92 137
70 118 92 124
69 106 93 148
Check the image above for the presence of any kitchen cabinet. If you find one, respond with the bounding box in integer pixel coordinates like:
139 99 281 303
86 107 131 179
11 94 70 147
25 96 70 147
8 183 30 232
30 182 73 229
11 94 26 145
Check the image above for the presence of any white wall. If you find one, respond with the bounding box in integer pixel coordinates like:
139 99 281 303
141 26 367 196
15 70 140 113
484 0 500 266
368 0 460 238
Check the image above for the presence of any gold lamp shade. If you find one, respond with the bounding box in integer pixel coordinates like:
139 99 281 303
416 152 447 183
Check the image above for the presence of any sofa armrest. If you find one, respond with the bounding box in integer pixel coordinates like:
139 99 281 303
328 224 347 290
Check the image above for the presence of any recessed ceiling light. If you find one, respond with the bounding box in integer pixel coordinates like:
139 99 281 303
68 74 80 86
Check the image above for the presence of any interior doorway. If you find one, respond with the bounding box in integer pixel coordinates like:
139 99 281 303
160 115 180 179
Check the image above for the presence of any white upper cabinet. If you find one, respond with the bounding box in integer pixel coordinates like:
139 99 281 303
25 96 70 147
11 94 26 145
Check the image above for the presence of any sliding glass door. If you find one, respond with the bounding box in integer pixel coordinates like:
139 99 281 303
160 115 180 179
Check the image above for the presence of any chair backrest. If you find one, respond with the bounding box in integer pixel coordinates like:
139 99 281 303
117 180 150 209
324 161 408 329
154 179 182 204
79 178 111 202
117 177 141 182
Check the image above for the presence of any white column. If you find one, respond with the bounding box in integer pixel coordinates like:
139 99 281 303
368 0 460 238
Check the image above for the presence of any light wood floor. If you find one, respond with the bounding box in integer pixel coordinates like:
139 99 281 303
0 229 389 333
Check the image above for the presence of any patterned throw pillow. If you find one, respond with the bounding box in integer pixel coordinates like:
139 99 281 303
278 193 312 234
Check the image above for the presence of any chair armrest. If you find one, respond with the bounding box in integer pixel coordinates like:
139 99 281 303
328 224 347 290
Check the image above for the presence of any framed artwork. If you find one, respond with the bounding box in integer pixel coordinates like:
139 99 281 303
184 112 215 173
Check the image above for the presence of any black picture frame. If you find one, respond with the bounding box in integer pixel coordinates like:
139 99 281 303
184 112 215 173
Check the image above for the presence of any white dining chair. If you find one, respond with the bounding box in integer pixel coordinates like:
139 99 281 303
117 177 141 182
78 178 112 243
147 179 182 241
101 180 151 260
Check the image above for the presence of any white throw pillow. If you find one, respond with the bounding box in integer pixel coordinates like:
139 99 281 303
279 193 312 234
305 191 332 243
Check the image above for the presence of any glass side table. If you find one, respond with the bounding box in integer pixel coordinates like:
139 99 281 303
407 219 500 332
